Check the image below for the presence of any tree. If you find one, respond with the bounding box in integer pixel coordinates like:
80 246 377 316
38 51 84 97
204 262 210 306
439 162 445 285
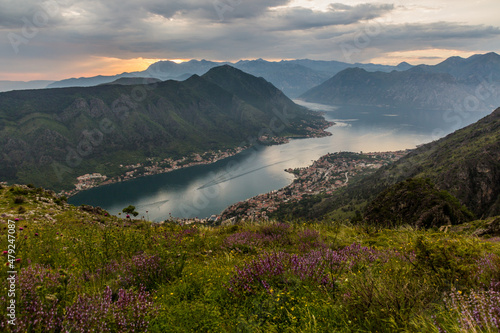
122 205 139 217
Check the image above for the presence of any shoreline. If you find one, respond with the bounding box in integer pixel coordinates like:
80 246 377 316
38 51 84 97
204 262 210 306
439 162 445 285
62 146 247 198
61 123 334 199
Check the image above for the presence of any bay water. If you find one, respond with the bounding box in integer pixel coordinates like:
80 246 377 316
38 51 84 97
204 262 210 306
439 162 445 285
69 102 490 221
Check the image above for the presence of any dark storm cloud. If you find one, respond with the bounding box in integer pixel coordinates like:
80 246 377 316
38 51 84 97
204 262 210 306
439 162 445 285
52 0 292 27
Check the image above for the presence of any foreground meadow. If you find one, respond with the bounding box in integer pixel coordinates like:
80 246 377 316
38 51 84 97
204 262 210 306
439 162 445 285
0 185 499 332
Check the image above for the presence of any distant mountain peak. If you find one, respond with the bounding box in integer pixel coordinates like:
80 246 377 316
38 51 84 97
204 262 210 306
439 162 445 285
467 52 499 59
478 52 500 62
396 61 412 69
438 56 465 66
100 77 161 86
342 67 368 74
203 64 246 76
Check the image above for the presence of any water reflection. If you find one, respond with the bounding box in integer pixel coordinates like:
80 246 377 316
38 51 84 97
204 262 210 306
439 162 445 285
69 103 491 221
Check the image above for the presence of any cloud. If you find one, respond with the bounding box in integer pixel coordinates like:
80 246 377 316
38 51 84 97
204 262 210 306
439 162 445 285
1 0 500 79
331 21 500 51
0 0 65 28
266 3 394 31
145 0 291 20
48 0 292 27
0 0 43 28
327 21 500 63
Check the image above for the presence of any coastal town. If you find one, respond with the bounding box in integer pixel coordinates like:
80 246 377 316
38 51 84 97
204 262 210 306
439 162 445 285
61 147 246 197
219 150 411 222
62 124 333 198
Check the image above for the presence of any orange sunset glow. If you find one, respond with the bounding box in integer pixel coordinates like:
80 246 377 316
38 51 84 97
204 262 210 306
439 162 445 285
67 57 183 78
1 57 193 81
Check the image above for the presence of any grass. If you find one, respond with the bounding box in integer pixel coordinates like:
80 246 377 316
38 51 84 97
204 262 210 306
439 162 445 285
0 184 499 332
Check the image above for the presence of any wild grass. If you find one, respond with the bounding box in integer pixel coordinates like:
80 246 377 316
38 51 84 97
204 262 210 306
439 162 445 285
0 185 499 332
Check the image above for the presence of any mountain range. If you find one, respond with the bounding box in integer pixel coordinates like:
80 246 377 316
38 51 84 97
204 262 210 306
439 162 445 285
45 59 411 98
300 52 500 111
0 65 329 191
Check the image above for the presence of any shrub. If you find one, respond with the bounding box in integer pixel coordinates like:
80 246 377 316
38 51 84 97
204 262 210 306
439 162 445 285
297 228 325 252
227 244 382 296
13 196 25 204
10 187 28 195
412 236 481 290
0 265 74 332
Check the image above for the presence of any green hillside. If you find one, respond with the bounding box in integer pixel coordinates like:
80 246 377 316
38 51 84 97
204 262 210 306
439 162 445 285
0 66 329 192
364 178 475 228
0 184 499 332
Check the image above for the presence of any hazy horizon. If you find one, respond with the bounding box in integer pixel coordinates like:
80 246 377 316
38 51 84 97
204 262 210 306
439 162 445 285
0 55 454 83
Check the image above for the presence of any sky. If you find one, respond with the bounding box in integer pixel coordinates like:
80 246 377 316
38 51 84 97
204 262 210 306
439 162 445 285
1 0 500 81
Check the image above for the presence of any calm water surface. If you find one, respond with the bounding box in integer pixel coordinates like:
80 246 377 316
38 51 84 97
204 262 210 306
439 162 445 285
69 102 490 221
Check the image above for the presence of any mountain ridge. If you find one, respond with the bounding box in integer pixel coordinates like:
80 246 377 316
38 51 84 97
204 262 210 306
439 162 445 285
299 52 500 111
44 58 413 97
0 65 330 192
